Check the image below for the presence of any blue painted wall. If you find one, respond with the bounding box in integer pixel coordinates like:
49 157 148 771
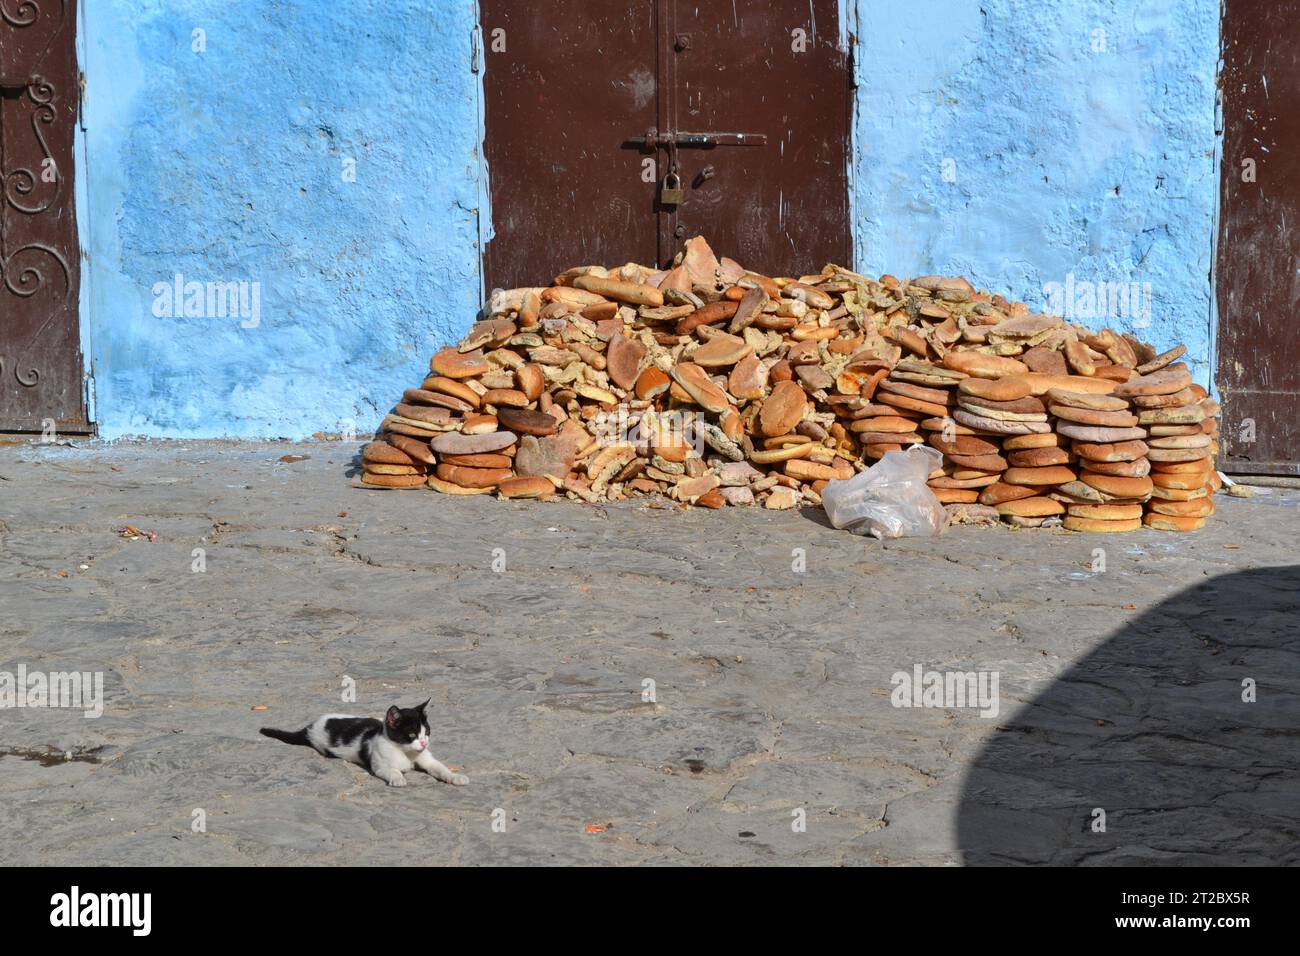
79 0 1219 438
81 0 482 438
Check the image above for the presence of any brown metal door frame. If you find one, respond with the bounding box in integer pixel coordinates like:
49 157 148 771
0 0 89 434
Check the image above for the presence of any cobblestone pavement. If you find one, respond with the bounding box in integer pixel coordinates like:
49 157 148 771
1 440 1296 865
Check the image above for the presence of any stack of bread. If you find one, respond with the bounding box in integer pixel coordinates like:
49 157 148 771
1119 356 1222 531
355 237 1219 531
1049 384 1152 533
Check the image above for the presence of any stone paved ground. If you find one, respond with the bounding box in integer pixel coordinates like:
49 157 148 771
1 440 1296 866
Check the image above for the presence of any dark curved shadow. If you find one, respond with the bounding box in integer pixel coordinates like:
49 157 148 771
958 565 1300 865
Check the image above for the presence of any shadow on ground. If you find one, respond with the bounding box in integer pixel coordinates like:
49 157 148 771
958 564 1300 865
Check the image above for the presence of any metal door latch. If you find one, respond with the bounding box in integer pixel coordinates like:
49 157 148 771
627 129 768 149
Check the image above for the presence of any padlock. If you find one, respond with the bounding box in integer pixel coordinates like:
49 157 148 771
659 172 685 205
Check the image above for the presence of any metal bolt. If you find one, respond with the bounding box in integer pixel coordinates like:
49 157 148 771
674 34 691 51
674 223 687 238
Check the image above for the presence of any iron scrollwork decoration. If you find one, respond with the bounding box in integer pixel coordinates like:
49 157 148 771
0 1 69 56
5 77 60 214
0 79 71 310
0 353 41 388
0 0 72 397
2 240 70 297
1 0 41 27
2 0 68 31
0 238 68 388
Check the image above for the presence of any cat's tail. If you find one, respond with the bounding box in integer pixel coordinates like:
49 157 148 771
260 726 311 747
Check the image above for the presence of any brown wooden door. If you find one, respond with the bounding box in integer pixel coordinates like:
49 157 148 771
481 1 661 290
1215 0 1300 475
659 0 851 276
480 0 851 291
0 0 86 433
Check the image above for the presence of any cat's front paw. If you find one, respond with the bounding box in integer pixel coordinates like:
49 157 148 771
386 773 407 788
450 773 469 786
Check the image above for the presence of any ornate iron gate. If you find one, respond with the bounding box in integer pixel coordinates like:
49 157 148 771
0 0 87 433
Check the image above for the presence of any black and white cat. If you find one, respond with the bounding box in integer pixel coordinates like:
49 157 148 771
260 699 468 788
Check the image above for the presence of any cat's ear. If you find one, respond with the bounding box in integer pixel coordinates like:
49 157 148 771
419 698 431 713
385 706 402 728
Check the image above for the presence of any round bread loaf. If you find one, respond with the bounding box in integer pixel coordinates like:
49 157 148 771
1049 404 1139 428
1148 484 1210 501
952 410 1052 435
434 464 512 488
1003 465 1076 486
958 376 1033 401
1080 472 1154 498
359 471 428 488
1148 498 1215 517
427 476 494 495
943 352 1030 379
1143 513 1206 532
1020 373 1117 396
364 463 424 476
1147 433 1211 449
462 414 500 435
1007 446 1072 467
363 441 418 465
1150 471 1211 490
929 474 1002 489
996 496 1065 517
1151 458 1213 474
1066 503 1144 520
498 476 555 499
1044 388 1130 411
1146 446 1211 463
439 452 514 468
930 487 981 504
1071 439 1149 463
927 434 1001 457
879 379 952 404
979 481 1045 505
385 432 438 464
947 452 1008 472
1056 424 1148 443
1083 457 1150 478
875 392 951 417
1003 432 1066 450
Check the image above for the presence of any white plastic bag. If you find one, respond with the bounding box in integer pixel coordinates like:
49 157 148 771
821 445 949 539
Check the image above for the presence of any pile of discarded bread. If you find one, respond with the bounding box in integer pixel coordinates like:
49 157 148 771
358 237 1219 532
